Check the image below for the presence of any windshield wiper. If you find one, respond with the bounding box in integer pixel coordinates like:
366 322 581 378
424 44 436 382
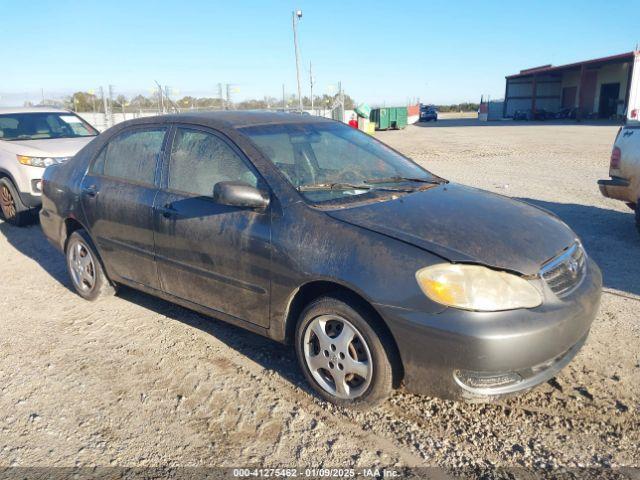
364 176 448 185
297 182 371 192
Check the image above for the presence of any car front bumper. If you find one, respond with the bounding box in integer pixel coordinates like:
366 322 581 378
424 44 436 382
376 258 602 401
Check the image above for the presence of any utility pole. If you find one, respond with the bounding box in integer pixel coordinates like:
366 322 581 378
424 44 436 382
226 84 231 109
164 86 171 112
154 80 164 114
218 83 224 110
338 81 344 122
108 85 115 127
309 62 314 113
291 10 303 112
282 84 286 111
100 86 108 128
41 88 45 105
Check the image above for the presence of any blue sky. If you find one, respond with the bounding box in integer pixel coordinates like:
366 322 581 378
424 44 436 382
1 0 639 106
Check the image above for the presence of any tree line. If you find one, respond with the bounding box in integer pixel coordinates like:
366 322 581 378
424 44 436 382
29 91 478 113
48 91 357 113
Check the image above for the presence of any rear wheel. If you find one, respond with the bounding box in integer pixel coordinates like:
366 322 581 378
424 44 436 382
295 295 395 408
0 178 33 226
65 230 115 301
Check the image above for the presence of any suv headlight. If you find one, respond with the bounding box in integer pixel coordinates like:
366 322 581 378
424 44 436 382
17 155 70 168
416 264 542 311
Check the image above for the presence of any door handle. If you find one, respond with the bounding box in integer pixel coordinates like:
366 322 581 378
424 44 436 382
82 185 98 198
158 203 177 218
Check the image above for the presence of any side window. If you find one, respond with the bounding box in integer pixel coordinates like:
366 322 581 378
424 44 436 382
168 128 257 196
90 147 106 175
101 128 166 184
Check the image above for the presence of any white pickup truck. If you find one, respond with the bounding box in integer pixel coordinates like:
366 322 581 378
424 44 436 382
598 50 640 234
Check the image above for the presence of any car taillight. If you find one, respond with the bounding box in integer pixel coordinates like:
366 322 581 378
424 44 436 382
610 146 621 170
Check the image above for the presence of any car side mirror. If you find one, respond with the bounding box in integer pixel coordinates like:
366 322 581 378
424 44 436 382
213 181 270 209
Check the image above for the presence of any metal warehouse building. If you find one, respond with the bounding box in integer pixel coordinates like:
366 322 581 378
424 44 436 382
503 51 636 120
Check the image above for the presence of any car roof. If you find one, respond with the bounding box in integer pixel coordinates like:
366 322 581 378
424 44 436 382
0 106 71 114
121 110 334 130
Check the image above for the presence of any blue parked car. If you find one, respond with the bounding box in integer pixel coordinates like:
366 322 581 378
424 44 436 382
419 105 438 122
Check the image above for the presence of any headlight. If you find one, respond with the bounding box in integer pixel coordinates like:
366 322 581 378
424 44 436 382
17 155 70 168
415 264 542 311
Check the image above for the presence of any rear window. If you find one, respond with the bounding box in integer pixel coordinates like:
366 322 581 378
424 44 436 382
0 112 98 141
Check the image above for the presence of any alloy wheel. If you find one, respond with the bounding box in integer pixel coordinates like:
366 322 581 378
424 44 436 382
0 185 16 220
67 241 97 292
303 314 373 399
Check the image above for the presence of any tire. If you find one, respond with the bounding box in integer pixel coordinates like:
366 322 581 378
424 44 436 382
65 230 116 301
295 294 396 408
0 177 34 227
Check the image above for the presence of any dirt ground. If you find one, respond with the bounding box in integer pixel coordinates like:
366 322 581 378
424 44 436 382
0 120 638 473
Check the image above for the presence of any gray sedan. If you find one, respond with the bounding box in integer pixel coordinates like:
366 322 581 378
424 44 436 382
39 112 602 407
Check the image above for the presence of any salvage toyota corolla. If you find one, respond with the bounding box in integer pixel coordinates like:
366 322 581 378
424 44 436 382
40 112 602 407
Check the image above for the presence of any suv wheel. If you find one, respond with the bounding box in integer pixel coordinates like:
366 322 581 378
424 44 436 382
65 230 116 301
295 295 395 408
0 178 33 226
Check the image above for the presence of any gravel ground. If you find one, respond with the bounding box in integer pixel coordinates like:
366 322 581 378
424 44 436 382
0 120 638 473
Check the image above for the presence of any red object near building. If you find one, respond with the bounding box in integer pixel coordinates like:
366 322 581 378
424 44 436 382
348 118 358 129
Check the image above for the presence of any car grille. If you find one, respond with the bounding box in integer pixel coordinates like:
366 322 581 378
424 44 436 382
540 243 586 298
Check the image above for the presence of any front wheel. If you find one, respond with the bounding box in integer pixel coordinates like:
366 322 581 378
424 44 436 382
65 230 116 301
295 295 395 408
0 178 34 226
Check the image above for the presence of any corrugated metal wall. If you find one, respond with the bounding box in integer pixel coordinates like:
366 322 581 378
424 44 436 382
504 74 562 117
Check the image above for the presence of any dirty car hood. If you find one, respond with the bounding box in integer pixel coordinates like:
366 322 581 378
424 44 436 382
326 183 577 275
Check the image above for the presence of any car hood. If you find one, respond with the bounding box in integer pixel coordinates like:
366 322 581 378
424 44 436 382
326 183 577 275
0 136 95 157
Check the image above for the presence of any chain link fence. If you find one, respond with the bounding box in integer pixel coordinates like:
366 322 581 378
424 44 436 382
1 88 353 131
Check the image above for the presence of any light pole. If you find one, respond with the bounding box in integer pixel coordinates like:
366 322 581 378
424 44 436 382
292 10 303 112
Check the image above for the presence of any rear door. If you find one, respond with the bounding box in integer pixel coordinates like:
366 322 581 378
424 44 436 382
80 126 168 288
153 125 271 327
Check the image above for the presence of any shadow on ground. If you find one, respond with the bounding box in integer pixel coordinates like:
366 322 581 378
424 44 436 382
518 198 640 296
0 220 71 289
411 119 622 128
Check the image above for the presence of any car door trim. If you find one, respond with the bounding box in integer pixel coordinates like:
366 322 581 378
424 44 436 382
154 252 267 295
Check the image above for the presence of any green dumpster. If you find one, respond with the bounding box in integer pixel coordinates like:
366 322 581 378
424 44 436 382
390 107 408 129
370 107 408 130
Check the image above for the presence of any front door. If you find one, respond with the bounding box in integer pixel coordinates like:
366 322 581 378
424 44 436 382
80 126 167 288
598 83 620 119
153 126 271 327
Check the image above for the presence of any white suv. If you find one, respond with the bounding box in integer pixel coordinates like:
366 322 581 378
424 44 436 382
0 107 98 225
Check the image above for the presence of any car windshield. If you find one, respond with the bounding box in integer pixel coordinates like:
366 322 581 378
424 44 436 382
0 112 98 141
241 122 440 203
